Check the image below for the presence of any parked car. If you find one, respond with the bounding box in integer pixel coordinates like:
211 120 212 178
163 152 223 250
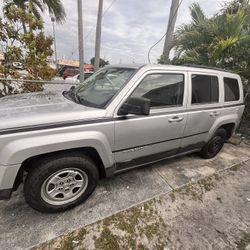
65 72 93 83
58 66 76 77
12 62 24 70
62 68 80 80
0 64 244 212
58 66 68 77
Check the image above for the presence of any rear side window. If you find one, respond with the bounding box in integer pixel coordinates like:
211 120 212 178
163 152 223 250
191 74 219 104
224 77 240 102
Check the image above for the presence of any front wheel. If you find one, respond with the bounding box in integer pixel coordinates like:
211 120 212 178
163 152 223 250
24 153 99 213
199 128 227 159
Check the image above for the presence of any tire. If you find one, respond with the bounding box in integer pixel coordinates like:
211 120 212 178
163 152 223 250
199 128 227 159
24 152 99 213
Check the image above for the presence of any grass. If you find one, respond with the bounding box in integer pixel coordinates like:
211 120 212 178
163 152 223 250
94 227 120 250
236 232 250 250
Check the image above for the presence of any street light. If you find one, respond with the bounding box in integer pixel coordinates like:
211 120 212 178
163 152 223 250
51 16 58 71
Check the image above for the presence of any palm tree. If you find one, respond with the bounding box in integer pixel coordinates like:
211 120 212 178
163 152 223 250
171 2 250 67
3 0 66 32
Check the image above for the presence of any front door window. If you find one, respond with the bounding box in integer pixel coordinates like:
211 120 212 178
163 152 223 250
130 73 184 108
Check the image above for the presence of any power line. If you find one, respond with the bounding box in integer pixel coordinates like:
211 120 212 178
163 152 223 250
84 0 117 40
72 0 117 57
147 0 184 64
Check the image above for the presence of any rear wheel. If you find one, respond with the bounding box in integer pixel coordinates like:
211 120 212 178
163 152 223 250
24 153 99 213
199 128 227 159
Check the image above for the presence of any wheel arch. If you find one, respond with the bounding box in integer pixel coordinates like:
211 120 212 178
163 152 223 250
13 147 111 192
219 123 236 139
208 114 238 141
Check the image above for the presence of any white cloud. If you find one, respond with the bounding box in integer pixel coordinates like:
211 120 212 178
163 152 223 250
1 0 231 64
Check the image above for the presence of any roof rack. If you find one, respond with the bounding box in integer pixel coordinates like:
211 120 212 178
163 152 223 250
183 64 232 73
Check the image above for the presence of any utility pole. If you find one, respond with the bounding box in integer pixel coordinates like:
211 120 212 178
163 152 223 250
77 0 84 82
51 17 58 71
163 0 179 59
94 0 103 72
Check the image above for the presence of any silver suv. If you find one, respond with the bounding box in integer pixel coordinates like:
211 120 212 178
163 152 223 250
0 65 245 212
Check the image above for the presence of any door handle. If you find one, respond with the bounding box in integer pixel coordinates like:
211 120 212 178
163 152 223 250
168 116 184 122
209 111 221 117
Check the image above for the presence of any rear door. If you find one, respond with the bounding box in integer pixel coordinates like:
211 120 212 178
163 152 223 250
181 72 221 150
113 70 188 172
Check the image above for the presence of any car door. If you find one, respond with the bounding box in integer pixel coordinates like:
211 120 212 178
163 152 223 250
181 71 222 150
113 70 188 172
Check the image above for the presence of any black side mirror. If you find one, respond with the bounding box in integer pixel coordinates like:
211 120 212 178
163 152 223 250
70 86 75 91
118 97 150 116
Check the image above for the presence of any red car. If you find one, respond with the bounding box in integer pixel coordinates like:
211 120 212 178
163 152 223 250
62 68 80 79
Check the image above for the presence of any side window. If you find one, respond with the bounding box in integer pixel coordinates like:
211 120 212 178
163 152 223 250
224 77 239 102
191 74 219 104
130 73 184 108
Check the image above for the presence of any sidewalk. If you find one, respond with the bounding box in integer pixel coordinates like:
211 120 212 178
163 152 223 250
34 159 250 250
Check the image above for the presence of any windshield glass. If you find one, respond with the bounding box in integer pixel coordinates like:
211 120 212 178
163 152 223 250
74 67 135 108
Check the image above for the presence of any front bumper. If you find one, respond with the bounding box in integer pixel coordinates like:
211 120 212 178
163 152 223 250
0 163 21 200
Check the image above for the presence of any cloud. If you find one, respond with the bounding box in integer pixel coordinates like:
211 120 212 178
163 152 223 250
1 0 231 64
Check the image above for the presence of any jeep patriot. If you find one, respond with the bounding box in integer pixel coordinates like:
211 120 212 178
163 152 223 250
0 64 244 212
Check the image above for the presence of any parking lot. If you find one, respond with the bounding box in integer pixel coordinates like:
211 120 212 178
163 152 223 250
0 142 249 250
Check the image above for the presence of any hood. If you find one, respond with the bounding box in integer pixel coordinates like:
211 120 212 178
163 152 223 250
0 92 106 131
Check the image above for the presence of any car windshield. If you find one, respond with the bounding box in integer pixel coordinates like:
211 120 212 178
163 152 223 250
73 67 135 108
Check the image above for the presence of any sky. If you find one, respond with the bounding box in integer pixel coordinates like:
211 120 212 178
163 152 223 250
2 0 230 64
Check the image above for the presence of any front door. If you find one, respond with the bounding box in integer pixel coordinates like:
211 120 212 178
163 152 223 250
113 71 188 172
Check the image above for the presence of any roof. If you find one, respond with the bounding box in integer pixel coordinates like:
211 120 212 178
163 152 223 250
105 64 237 76
182 64 232 73
58 59 93 70
105 64 144 69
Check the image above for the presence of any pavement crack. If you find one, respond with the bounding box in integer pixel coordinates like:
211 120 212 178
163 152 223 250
154 168 174 190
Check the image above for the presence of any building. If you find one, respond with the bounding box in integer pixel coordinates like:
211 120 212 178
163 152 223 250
58 59 93 72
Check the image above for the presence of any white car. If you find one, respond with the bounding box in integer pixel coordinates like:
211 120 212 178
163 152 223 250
65 74 80 83
12 62 24 70
65 72 93 83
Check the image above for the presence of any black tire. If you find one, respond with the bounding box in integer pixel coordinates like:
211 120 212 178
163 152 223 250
24 152 99 213
199 128 227 159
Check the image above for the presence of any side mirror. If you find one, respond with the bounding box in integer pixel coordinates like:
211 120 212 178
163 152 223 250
118 97 150 116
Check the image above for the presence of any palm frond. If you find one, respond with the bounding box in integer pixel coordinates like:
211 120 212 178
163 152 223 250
30 2 42 20
42 0 66 23
3 0 66 23
189 2 207 25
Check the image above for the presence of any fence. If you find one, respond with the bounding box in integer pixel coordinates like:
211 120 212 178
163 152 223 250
0 77 76 97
